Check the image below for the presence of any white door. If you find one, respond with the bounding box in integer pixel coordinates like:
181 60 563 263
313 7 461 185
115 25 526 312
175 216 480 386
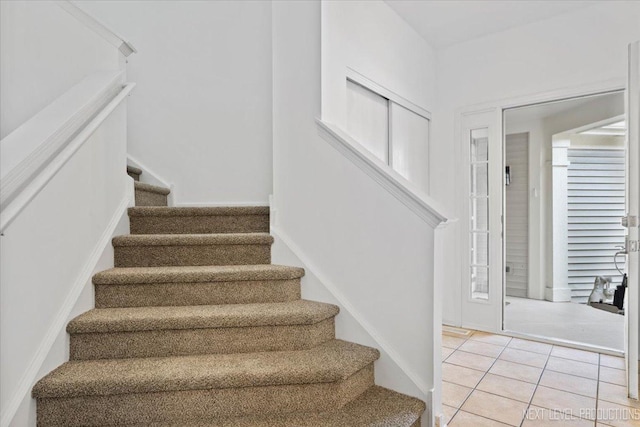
460 109 503 332
625 41 640 399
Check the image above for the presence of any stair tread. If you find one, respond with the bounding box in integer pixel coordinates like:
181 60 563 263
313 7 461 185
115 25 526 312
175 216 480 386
32 340 380 398
112 233 274 246
127 165 142 175
93 264 304 285
129 206 270 217
68 300 339 333
141 386 424 426
134 181 171 195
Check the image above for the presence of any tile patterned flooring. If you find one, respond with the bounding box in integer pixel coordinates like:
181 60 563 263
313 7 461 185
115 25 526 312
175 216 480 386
442 330 640 426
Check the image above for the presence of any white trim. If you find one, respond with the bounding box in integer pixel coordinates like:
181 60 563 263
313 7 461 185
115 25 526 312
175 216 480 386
503 329 625 357
316 119 452 228
270 225 431 396
457 78 625 116
0 183 134 427
55 1 136 57
346 68 431 120
625 40 640 400
1 71 123 190
0 81 136 233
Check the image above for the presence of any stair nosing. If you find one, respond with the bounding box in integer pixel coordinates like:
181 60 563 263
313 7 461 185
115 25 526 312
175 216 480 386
112 233 274 247
93 265 305 285
32 340 380 398
169 386 426 427
134 181 171 195
127 165 142 175
67 300 339 334
128 206 270 217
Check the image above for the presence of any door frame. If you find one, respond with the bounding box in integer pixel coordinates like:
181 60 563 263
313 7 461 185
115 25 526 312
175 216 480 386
455 78 626 340
625 40 640 399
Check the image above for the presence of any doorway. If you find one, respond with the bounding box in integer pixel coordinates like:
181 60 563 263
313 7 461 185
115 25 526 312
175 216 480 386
502 91 626 352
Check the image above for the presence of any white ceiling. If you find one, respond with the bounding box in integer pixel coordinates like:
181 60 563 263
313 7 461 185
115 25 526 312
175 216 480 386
384 1 601 48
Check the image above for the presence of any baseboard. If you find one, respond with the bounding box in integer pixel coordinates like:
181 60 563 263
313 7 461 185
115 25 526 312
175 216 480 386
544 286 572 302
0 183 134 427
270 226 431 399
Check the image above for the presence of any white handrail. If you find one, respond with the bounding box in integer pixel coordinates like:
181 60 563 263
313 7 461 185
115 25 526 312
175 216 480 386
316 119 453 228
1 72 123 204
55 1 136 57
0 81 135 232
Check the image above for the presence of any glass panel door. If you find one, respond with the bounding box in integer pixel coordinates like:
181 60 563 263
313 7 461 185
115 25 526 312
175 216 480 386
460 109 503 333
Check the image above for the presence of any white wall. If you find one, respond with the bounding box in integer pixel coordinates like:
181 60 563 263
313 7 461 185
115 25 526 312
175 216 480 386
76 0 273 205
435 1 640 327
0 1 119 139
321 0 437 129
0 101 132 426
273 2 442 425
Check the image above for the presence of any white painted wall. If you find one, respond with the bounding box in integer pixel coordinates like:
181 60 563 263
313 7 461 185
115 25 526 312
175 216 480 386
435 1 640 326
321 0 437 129
0 101 132 426
75 0 273 206
0 1 119 139
273 2 443 425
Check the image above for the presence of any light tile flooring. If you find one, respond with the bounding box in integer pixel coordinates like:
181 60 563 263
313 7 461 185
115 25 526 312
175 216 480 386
442 330 640 426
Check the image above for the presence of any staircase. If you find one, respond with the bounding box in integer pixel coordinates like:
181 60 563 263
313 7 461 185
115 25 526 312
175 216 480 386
32 167 425 426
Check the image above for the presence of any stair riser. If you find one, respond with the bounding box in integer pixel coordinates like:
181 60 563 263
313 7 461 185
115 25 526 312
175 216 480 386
135 189 168 207
127 171 140 181
69 318 335 360
36 364 374 426
114 244 271 267
95 279 301 308
130 215 270 234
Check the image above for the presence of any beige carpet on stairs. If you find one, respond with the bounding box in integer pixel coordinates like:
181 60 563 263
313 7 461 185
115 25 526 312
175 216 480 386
31 166 425 426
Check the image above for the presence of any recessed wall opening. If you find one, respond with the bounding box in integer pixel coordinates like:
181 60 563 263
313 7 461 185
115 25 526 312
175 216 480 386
502 90 626 351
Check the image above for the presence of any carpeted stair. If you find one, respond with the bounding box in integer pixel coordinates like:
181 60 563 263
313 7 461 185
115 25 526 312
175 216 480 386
32 167 425 426
130 165 171 206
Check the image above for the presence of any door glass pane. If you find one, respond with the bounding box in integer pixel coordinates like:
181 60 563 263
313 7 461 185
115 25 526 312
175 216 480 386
346 80 389 163
471 232 489 266
389 102 430 194
471 196 488 231
471 135 488 162
470 128 489 300
471 164 488 196
471 266 489 300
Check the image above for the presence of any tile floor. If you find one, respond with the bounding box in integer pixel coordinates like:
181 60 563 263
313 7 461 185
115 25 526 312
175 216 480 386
442 330 640 426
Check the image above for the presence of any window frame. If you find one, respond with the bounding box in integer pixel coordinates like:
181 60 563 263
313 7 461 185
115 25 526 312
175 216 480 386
346 68 432 193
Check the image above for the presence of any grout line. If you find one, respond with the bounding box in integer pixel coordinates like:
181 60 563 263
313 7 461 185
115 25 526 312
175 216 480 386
519 343 551 427
448 335 515 425
521 344 599 424
444 332 611 426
